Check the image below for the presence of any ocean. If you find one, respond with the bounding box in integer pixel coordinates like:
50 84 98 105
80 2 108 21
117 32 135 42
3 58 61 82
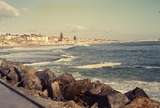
0 41 160 101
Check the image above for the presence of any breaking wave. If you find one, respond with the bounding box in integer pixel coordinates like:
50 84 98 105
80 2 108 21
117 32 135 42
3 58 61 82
54 54 77 63
88 77 160 101
24 61 52 66
75 62 121 69
142 66 160 69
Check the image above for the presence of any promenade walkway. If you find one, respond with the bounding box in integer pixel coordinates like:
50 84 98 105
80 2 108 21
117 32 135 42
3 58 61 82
0 80 44 108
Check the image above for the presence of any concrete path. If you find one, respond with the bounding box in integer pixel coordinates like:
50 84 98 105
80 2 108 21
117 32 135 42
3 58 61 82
0 80 44 108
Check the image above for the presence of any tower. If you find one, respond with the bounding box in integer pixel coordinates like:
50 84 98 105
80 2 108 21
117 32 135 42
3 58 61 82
59 32 63 41
73 35 77 41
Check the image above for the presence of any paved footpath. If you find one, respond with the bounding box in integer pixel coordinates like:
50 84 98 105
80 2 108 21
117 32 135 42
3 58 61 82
0 80 44 108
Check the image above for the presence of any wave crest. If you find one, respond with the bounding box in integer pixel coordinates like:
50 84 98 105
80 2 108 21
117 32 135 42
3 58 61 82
54 54 77 63
75 62 121 69
24 61 52 66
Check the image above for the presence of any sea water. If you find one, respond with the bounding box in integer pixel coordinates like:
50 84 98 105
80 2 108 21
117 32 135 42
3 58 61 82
0 41 160 101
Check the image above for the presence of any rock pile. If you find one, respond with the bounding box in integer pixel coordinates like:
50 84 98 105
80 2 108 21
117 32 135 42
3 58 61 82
0 59 160 108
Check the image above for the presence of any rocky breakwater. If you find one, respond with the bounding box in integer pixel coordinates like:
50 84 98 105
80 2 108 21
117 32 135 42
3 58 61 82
0 59 160 108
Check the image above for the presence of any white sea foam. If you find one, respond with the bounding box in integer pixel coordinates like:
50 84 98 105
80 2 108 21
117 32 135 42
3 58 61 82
24 61 52 66
72 72 83 80
54 54 77 63
89 77 160 101
4 45 74 52
74 43 90 47
75 62 121 69
143 66 160 69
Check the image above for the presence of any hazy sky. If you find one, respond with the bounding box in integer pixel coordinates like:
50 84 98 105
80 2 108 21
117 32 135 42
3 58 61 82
0 0 160 40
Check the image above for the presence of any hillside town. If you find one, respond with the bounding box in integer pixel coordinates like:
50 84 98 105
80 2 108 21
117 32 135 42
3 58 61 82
0 33 109 47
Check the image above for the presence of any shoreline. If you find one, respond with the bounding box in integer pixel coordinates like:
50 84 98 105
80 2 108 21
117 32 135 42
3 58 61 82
1 39 160 49
0 59 159 108
0 36 111 48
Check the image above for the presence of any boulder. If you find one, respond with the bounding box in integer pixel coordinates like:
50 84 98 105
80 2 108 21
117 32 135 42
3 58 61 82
39 89 49 98
91 103 98 108
56 73 75 85
124 97 160 108
125 87 149 101
63 79 92 102
21 66 42 90
54 79 129 108
0 59 26 86
0 66 22 85
84 81 129 108
51 81 63 100
35 68 56 99
0 61 43 90
55 73 75 93
63 101 83 108
107 91 129 108
36 69 56 91
89 81 113 95
49 73 75 100
0 68 10 78
6 67 20 85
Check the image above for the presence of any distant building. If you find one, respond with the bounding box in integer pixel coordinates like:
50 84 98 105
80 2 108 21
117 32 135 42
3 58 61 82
73 35 77 41
2 34 17 40
19 33 48 43
48 36 59 42
58 32 63 41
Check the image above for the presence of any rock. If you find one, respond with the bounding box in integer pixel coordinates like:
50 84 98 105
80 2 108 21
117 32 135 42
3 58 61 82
51 81 63 100
124 97 160 108
39 89 48 98
49 73 75 101
23 73 42 90
1 60 160 108
0 59 4 66
36 68 56 98
84 81 129 108
64 101 83 108
36 69 56 88
63 79 92 104
0 68 10 78
0 60 43 90
0 59 22 85
21 66 42 90
56 73 75 85
89 81 113 95
91 103 99 108
5 67 20 84
125 87 149 101
55 73 75 95
107 91 129 108
55 79 129 108
35 68 57 99
0 66 22 85
0 60 27 86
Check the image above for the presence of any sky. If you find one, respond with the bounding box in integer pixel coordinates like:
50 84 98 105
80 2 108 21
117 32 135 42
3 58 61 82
0 0 160 41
